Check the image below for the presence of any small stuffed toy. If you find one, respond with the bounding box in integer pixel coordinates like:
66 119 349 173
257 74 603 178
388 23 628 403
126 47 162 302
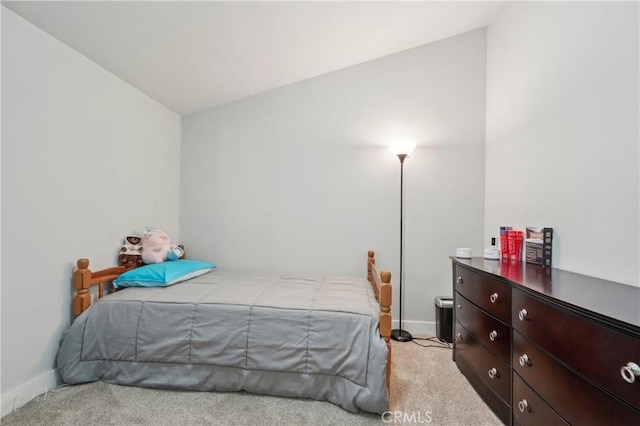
141 227 184 264
118 234 143 267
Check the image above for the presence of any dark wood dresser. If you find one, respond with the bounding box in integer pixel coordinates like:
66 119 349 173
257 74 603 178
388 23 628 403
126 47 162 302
451 257 640 425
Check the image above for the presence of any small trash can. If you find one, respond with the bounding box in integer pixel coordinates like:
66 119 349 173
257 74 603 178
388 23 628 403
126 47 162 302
435 296 454 343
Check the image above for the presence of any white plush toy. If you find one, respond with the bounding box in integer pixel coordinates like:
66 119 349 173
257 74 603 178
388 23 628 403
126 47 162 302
141 227 184 264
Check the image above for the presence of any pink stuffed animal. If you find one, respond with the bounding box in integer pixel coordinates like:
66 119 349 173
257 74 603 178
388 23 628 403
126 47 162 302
141 228 184 264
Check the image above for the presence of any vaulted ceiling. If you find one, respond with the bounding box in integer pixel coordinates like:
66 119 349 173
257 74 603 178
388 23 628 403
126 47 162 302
3 1 504 115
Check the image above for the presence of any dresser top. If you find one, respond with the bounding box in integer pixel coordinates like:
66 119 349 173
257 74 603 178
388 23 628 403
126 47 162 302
451 257 640 329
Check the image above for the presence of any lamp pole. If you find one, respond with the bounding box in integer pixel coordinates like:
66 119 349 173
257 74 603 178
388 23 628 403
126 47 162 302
391 152 413 342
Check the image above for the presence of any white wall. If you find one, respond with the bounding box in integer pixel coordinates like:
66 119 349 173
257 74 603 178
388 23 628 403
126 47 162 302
181 29 487 334
485 1 639 286
1 7 181 413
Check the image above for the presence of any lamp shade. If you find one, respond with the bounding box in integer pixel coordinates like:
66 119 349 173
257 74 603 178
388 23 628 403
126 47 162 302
388 138 417 156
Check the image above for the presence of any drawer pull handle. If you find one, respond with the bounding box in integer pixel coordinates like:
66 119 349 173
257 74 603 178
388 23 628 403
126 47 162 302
457 276 464 285
457 304 461 309
455 333 463 343
621 362 640 383
518 399 529 413
518 308 529 321
489 292 500 303
487 368 499 379
489 330 498 341
519 354 531 367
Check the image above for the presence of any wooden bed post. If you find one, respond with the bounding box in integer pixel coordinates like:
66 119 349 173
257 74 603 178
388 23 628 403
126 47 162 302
73 259 92 316
367 251 377 298
368 250 392 394
380 270 392 393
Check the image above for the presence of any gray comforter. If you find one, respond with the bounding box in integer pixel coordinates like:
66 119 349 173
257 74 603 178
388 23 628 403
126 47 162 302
57 270 389 413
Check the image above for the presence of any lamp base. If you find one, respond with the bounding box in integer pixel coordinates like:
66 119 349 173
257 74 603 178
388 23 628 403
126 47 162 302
391 329 413 342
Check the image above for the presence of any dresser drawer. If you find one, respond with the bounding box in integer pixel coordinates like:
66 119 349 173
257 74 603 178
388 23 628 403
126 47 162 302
455 350 511 425
454 265 511 323
512 289 640 409
513 372 567 426
455 292 510 362
455 322 510 403
513 331 640 425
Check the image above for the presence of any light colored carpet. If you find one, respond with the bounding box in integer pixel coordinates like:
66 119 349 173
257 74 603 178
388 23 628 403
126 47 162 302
2 336 502 425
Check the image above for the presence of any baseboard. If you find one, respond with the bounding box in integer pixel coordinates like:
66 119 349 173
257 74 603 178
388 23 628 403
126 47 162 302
392 320 436 337
1 369 60 418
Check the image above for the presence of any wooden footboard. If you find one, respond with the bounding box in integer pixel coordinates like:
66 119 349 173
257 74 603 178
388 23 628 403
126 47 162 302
367 250 392 394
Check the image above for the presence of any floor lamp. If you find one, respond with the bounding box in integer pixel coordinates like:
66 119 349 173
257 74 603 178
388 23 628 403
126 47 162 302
389 138 416 342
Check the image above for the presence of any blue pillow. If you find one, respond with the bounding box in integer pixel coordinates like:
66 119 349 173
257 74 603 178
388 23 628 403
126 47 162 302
113 260 215 288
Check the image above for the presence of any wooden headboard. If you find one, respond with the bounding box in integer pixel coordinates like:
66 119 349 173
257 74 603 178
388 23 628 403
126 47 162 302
73 245 185 316
73 260 131 316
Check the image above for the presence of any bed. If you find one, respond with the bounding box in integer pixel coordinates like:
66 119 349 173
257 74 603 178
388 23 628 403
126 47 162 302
57 250 392 413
